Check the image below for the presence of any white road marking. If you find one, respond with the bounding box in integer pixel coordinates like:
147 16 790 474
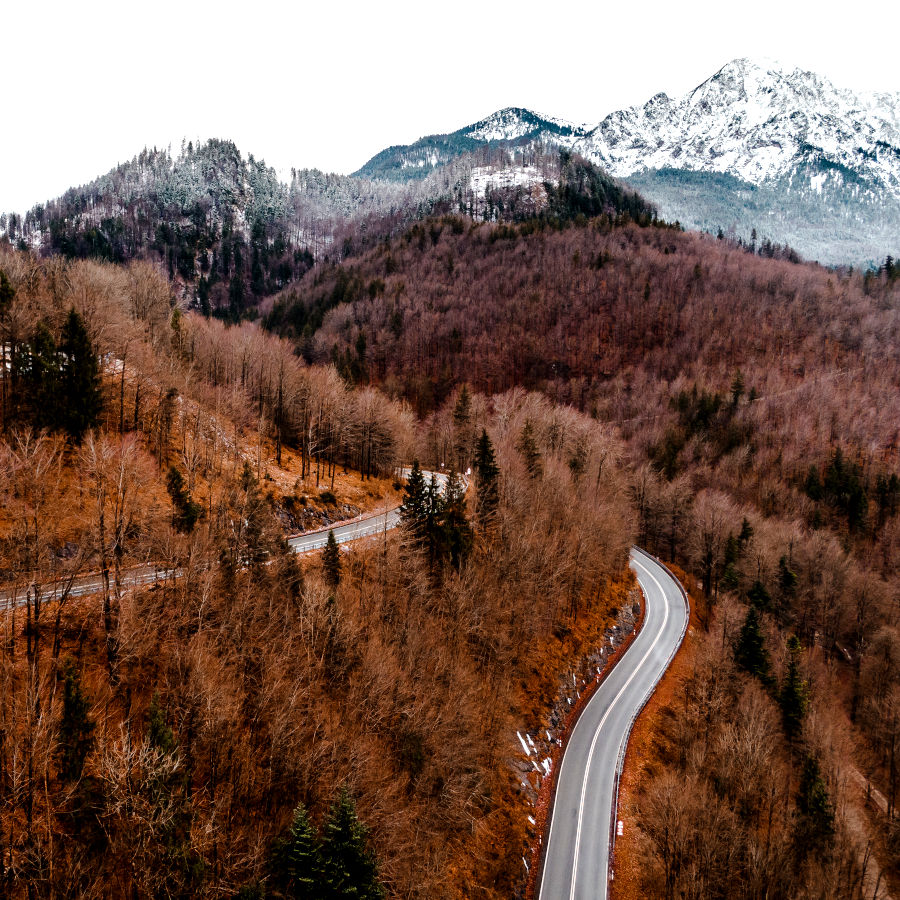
538 555 675 900
566 559 669 900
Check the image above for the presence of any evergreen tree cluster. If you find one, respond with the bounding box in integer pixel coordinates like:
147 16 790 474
732 614 834 861
399 461 472 570
267 791 385 900
4 304 102 441
543 150 659 226
803 448 872 531
649 382 754 480
734 609 810 744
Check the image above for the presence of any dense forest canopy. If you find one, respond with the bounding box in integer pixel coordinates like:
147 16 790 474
1 154 900 898
264 205 900 896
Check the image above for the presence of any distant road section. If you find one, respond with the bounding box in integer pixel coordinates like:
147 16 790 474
0 468 447 610
538 548 689 900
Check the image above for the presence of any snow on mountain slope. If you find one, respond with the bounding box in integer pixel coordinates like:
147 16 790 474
576 58 900 196
463 108 588 143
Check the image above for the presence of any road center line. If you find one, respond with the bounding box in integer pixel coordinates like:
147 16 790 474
554 556 670 900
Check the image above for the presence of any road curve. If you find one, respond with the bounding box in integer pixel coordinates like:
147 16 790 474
537 548 689 900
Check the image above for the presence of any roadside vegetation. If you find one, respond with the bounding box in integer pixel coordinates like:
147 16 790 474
0 247 637 897
2 162 899 897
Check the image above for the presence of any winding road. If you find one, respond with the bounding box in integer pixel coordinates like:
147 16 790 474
0 472 689 900
0 506 403 609
537 548 690 900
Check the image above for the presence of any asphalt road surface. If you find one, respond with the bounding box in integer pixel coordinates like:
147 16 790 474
537 548 689 900
0 469 447 610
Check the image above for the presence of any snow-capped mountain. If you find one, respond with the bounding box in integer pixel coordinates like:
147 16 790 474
353 108 588 181
464 108 588 144
577 57 900 194
355 59 900 264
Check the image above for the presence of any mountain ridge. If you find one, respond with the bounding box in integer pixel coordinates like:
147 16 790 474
4 58 898 268
353 57 900 264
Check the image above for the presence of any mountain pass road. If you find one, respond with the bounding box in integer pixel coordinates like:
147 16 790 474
537 548 689 900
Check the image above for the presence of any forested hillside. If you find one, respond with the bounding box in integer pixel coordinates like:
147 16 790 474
0 245 639 897
4 155 900 897
265 212 900 897
3 145 653 324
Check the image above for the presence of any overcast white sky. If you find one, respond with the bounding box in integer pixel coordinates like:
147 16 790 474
2 0 896 214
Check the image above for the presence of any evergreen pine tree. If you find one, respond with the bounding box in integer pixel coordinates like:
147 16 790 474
804 465 823 502
747 579 772 610
794 754 834 857
441 471 472 570
721 532 740 591
778 555 798 607
451 384 472 472
779 635 808 741
21 321 61 431
323 529 342 589
473 429 499 526
57 658 95 782
0 270 13 313
270 802 325 899
58 307 102 442
516 419 543 479
320 789 385 900
423 474 445 568
166 465 202 533
734 605 771 683
147 690 177 756
399 460 428 546
730 370 745 407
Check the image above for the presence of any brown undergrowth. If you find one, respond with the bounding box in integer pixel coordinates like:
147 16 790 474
522 571 642 899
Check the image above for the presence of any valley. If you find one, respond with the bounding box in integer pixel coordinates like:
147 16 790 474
1 53 899 899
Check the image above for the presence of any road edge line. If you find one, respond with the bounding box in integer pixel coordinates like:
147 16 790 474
528 557 647 900
606 548 690 896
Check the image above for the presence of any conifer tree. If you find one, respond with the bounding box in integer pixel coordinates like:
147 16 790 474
147 690 177 756
441 471 472 570
777 555 798 616
423 474 444 568
721 532 740 591
57 658 95 782
779 635 808 741
516 419 543 479
323 529 342 589
747 579 772 610
0 270 12 313
21 321 61 430
270 802 324 899
0 270 12 428
730 369 745 407
320 789 385 900
166 465 202 533
399 460 428 547
58 307 102 442
794 754 834 857
452 384 472 472
473 429 499 525
734 605 771 683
